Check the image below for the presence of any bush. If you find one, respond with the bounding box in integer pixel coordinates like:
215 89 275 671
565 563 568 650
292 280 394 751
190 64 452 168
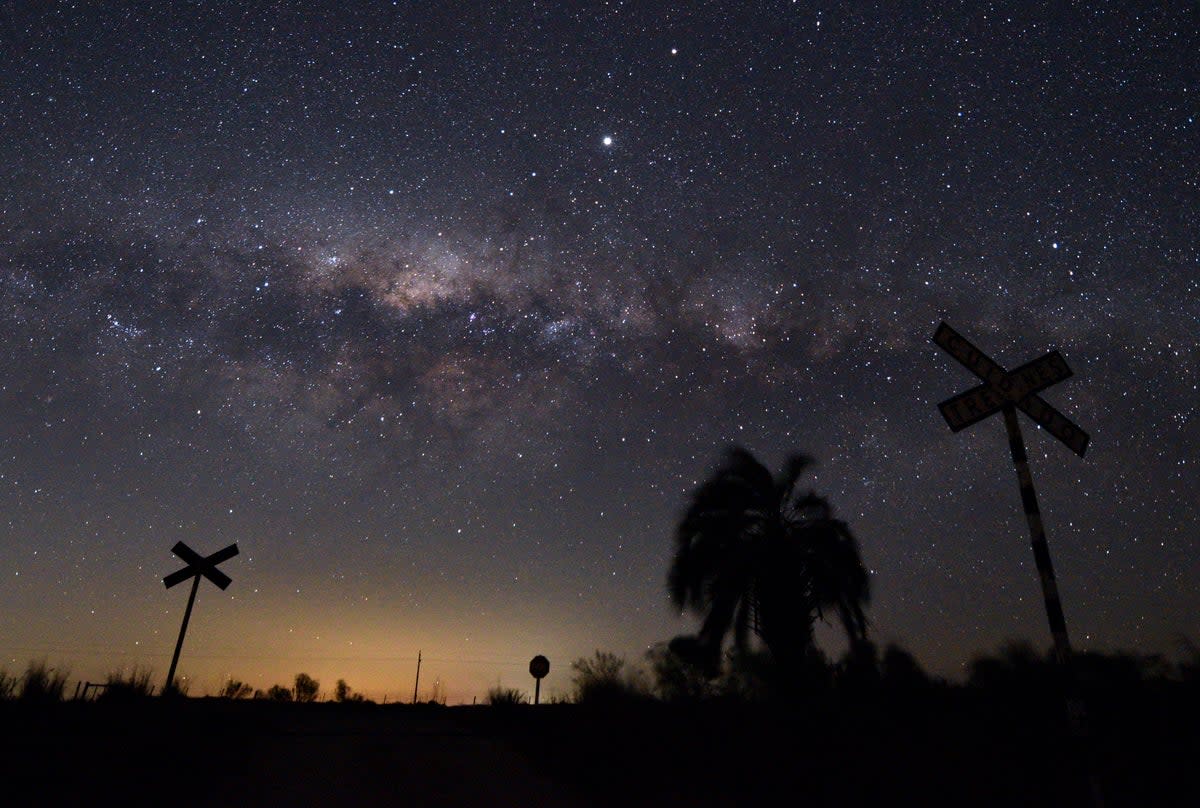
880 644 933 691
647 642 714 702
1177 636 1200 682
219 678 254 699
486 686 528 707
20 660 69 702
99 667 155 701
161 677 191 699
334 678 368 703
294 672 320 702
837 639 881 691
570 650 649 704
717 647 785 702
968 641 1053 692
0 668 17 700
266 684 293 702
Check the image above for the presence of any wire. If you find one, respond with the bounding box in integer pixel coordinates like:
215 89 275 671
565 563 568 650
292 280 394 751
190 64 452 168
2 645 530 667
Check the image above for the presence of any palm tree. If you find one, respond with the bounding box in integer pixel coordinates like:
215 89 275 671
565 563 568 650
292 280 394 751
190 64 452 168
667 447 870 680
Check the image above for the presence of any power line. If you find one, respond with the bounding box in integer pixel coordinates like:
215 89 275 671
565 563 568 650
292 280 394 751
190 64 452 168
1 645 531 667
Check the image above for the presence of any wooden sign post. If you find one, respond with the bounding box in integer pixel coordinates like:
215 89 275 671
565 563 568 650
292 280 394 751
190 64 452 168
933 322 1103 806
162 541 239 695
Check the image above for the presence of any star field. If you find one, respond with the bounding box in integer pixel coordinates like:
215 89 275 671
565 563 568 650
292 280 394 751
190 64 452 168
0 2 1196 701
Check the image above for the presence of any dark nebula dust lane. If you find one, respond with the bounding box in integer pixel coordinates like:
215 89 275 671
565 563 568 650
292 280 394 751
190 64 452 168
0 2 1195 700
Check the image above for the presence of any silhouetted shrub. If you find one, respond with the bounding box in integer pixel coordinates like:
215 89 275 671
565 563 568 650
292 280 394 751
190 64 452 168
570 650 649 704
486 686 529 706
667 634 722 680
20 660 69 702
1177 636 1200 682
294 673 320 702
265 684 293 702
716 646 807 702
837 639 881 691
0 668 17 700
219 678 253 699
1075 649 1167 692
334 678 369 703
968 641 1054 693
967 641 1186 699
99 666 155 701
161 677 191 698
880 644 933 691
647 642 714 702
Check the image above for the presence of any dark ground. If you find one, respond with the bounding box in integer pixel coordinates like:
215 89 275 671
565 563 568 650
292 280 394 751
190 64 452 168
2 686 1197 806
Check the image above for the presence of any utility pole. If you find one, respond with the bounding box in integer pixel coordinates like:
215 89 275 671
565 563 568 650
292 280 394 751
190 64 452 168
412 650 421 704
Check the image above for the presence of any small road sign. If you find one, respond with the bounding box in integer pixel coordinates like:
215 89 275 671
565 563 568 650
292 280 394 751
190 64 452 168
162 541 239 695
529 655 550 704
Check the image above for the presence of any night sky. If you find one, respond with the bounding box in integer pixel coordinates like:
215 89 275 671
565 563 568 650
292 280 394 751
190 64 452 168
1 2 1196 703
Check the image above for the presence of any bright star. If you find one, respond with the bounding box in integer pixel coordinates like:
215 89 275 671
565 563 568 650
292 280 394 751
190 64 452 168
602 135 613 147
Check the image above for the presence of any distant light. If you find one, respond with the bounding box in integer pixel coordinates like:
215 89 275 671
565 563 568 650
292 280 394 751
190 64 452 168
602 135 613 147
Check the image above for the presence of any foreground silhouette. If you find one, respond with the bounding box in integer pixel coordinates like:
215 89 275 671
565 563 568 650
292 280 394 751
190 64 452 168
2 642 1198 805
668 447 869 681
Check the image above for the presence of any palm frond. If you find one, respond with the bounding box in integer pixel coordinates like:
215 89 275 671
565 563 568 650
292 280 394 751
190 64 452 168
774 453 814 508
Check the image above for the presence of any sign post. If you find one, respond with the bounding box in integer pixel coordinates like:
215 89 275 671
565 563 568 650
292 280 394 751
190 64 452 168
162 541 239 695
932 322 1089 668
932 322 1102 806
529 655 550 705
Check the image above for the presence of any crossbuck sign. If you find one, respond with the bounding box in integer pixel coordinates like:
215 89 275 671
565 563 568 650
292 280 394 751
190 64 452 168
934 322 1089 456
162 541 239 694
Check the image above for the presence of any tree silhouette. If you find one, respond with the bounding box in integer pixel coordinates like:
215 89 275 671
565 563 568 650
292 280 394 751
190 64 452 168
668 447 870 681
294 672 320 702
334 678 369 703
265 684 293 702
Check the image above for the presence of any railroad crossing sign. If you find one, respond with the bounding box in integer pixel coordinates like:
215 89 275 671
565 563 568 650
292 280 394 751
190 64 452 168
162 541 239 694
933 322 1102 805
933 322 1089 456
164 541 238 590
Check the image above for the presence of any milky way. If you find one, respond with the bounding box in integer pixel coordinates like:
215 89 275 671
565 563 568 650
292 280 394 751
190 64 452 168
0 3 1196 701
